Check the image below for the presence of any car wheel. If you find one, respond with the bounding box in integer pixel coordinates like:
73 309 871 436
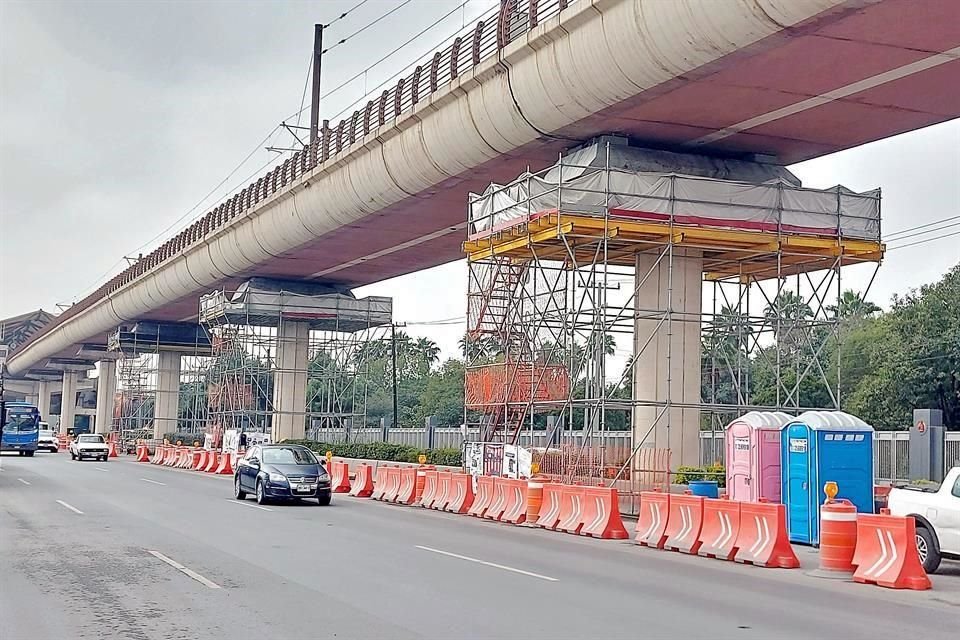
317 494 331 506
916 525 941 574
256 479 268 505
70 452 76 460
234 476 247 500
25 451 35 457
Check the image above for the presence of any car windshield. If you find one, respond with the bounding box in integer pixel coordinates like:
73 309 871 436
261 447 317 465
39 430 54 438
77 435 104 443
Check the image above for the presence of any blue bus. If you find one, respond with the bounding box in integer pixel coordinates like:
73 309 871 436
1 402 40 456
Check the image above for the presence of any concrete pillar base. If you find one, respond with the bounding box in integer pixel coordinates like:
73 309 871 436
59 372 79 434
154 352 182 440
95 360 118 434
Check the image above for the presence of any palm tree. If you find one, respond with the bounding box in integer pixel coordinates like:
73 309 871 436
829 290 881 319
413 337 440 368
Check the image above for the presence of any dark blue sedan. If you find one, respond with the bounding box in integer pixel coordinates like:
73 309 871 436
234 444 332 505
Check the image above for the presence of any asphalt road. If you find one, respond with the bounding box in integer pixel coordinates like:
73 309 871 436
1 452 957 640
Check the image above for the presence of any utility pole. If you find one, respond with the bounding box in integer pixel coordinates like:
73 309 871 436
309 23 324 145
389 322 407 438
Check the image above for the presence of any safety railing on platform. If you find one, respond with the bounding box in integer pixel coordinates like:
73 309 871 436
16 0 578 357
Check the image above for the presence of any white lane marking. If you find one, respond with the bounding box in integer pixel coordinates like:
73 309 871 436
415 545 558 582
56 500 84 515
693 45 960 145
91 467 109 473
146 550 221 589
140 478 166 486
17 478 31 485
227 499 273 512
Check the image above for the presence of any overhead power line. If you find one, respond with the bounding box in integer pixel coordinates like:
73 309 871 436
322 0 415 55
885 214 960 239
887 229 960 252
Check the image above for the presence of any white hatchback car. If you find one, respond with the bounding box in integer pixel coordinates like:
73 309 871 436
37 425 59 453
69 434 109 461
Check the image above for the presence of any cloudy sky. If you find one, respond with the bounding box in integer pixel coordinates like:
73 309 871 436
1 0 958 362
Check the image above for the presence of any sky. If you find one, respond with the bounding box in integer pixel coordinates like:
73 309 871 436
1 0 958 364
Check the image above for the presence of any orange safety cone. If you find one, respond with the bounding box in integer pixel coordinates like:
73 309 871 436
108 440 119 458
536 484 564 530
814 499 859 578
331 461 352 493
445 473 475 514
468 476 494 517
484 477 509 521
579 487 629 539
371 466 390 501
557 485 587 534
697 498 741 561
851 511 931 590
418 470 439 507
664 494 704 554
349 463 375 497
635 491 670 549
501 479 529 524
215 451 234 475
733 502 800 568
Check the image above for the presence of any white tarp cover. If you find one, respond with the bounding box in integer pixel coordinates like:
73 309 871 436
469 142 880 241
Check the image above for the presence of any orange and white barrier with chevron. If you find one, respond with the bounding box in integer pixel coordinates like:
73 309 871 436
557 485 586 534
349 464 375 497
697 498 740 560
384 467 403 502
500 479 528 524
484 477 509 521
432 471 453 510
215 450 234 475
635 491 670 548
396 468 418 504
204 451 220 473
371 466 390 501
135 444 150 462
579 487 629 539
664 494 704 554
445 473 475 514
330 461 352 493
733 502 799 568
536 484 563 530
418 470 439 507
852 511 931 590
468 476 494 517
193 449 208 471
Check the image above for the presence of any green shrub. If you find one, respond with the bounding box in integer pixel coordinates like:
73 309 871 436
674 463 725 488
283 439 462 467
163 432 201 445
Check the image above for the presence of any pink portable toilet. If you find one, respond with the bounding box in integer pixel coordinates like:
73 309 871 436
725 411 792 503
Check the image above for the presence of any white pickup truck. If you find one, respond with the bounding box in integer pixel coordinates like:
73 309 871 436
888 466 960 574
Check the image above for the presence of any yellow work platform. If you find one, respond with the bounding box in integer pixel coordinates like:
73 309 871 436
462 212 885 281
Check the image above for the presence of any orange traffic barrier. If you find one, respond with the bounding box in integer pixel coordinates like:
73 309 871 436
383 467 403 502
349 463 375 497
433 472 453 510
579 487 629 539
484 477 509 521
397 468 418 505
150 445 164 464
181 448 194 469
163 447 177 466
818 499 858 576
852 512 931 590
194 449 209 471
445 473 475 514
331 461 352 493
108 440 119 458
500 479 529 524
697 498 741 561
204 451 220 473
536 484 564 529
215 451 234 475
635 491 670 548
664 494 704 554
468 476 494 517
419 470 439 507
733 502 799 568
526 479 544 524
557 485 587 534
415 467 428 502
371 466 390 500
135 444 150 463
173 448 186 468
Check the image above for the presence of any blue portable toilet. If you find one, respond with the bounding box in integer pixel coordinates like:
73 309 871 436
781 411 874 545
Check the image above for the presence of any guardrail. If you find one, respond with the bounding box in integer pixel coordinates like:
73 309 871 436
14 0 575 358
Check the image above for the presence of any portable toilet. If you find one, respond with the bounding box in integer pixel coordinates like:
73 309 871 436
725 411 792 503
781 411 874 545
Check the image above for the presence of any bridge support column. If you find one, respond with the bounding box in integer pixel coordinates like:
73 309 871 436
271 319 309 443
59 372 79 434
154 351 182 440
37 380 54 419
95 360 117 435
632 248 703 469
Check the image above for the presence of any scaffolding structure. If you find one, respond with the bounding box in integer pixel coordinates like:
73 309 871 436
463 139 884 506
199 279 392 443
106 323 212 445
